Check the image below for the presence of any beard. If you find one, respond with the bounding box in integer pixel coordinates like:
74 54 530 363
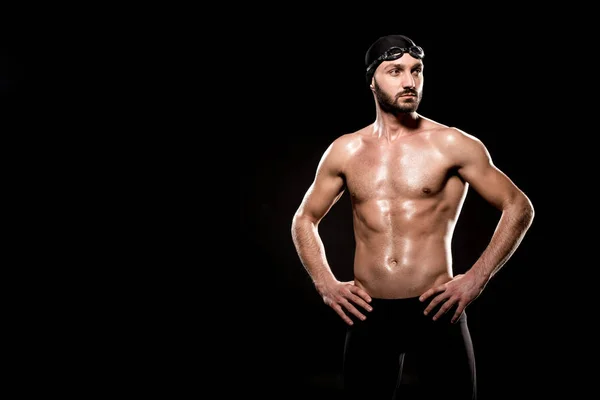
374 79 422 114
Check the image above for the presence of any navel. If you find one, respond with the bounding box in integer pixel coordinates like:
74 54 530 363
422 187 431 194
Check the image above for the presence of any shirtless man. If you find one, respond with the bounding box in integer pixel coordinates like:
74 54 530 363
290 35 535 399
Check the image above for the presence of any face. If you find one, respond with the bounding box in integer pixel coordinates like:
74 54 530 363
372 53 424 114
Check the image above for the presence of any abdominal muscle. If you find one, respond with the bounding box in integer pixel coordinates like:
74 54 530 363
351 198 455 299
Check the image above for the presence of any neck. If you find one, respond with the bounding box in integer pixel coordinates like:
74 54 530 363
372 107 420 141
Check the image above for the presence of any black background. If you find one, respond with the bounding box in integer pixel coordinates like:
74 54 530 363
2 6 596 399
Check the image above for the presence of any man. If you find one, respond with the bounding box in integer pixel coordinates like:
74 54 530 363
290 34 535 399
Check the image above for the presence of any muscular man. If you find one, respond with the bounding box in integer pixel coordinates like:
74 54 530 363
291 34 535 399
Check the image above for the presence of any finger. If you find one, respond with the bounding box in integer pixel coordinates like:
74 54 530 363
419 285 444 303
342 299 367 321
432 298 456 321
349 285 373 304
332 304 354 326
451 304 466 323
348 292 373 312
419 290 433 302
423 293 448 315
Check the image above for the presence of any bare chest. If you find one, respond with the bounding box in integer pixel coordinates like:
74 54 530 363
344 145 452 200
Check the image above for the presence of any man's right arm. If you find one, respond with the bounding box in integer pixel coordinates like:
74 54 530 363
291 140 372 325
291 141 345 287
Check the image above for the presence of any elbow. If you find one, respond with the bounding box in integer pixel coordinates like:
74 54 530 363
501 192 534 230
291 211 309 235
291 211 317 237
291 212 301 236
515 194 535 229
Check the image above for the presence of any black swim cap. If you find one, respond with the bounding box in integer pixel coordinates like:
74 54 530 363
365 34 425 84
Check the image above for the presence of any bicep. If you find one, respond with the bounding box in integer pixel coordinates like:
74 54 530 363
295 138 351 223
460 161 522 210
457 139 524 210
296 166 346 224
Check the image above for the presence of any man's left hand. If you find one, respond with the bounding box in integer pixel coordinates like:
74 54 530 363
419 273 484 323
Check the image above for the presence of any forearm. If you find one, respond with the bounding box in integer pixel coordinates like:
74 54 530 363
468 196 535 286
291 215 338 289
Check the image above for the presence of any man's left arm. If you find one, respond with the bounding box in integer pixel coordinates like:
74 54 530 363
421 128 535 322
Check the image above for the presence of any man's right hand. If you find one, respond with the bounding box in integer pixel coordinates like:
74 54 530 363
316 280 373 325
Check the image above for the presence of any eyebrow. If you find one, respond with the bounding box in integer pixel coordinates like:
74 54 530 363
385 62 423 71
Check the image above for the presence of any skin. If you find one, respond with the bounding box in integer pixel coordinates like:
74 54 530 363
291 52 535 326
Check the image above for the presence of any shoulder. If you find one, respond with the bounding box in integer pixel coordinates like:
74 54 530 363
418 117 481 146
314 127 369 173
322 127 369 159
418 117 491 165
425 124 488 156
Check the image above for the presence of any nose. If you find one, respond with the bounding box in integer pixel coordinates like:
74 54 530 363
400 72 416 89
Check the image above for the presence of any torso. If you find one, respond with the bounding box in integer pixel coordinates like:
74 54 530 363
340 121 468 298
